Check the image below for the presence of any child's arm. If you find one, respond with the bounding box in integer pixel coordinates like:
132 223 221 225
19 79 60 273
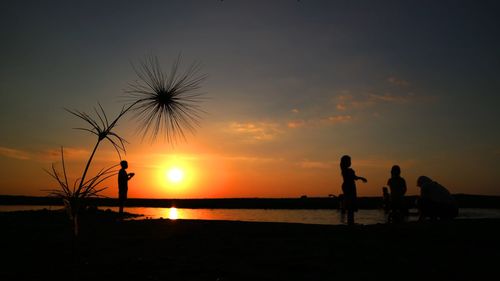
355 175 367 183
127 173 135 180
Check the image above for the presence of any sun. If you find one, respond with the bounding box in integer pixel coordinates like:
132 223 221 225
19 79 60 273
155 155 198 195
167 168 184 183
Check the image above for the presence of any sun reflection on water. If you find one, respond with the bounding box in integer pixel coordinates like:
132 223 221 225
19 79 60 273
168 207 178 220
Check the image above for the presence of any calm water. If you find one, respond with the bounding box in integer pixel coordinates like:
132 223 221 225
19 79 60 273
2 205 500 225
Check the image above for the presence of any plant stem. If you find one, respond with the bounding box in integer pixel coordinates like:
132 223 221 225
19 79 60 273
73 214 79 237
78 140 101 194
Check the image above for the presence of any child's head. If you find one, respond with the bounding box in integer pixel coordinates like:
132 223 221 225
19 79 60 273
120 160 128 169
391 165 401 177
340 155 351 170
382 186 389 194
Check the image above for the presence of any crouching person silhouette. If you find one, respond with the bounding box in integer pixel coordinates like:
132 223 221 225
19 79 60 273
416 176 458 221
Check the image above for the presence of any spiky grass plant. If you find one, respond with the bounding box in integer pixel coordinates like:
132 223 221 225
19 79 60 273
125 55 207 143
47 55 206 236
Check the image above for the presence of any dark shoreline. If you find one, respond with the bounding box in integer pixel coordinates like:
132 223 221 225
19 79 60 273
2 194 500 209
1 209 499 280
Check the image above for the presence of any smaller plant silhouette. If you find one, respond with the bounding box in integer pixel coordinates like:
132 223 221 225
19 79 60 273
45 148 117 236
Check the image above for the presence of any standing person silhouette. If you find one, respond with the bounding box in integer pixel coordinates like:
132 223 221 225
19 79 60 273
118 160 135 218
340 155 367 225
387 165 407 223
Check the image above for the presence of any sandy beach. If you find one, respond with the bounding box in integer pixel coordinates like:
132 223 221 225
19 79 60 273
1 209 499 281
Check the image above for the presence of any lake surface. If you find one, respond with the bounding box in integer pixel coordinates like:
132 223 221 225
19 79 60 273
2 205 500 225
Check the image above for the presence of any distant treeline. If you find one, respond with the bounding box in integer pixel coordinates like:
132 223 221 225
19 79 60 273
1 194 500 209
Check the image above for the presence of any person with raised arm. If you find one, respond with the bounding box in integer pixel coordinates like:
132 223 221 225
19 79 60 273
340 155 367 225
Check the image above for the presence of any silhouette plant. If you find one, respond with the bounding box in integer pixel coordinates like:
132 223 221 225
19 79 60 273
45 148 118 236
125 54 207 143
46 55 206 236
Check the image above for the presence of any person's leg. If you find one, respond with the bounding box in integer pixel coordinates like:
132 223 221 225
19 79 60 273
119 199 123 216
347 210 355 225
118 192 125 217
391 208 399 223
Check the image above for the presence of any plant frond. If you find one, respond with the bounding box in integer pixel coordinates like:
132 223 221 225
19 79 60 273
74 128 99 137
66 108 103 134
67 104 128 158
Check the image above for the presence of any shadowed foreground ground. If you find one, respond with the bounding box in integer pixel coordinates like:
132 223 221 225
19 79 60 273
1 210 499 281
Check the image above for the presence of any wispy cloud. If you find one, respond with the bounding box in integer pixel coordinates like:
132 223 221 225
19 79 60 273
335 93 373 111
38 147 90 162
321 115 352 125
0 145 94 163
335 92 417 111
369 92 415 103
0 146 31 160
287 120 306 128
288 115 352 129
228 121 284 142
355 158 417 169
387 76 409 86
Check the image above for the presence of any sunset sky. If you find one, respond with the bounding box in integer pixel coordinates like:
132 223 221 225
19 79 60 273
1 1 499 198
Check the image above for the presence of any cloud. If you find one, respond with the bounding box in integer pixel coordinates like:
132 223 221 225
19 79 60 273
38 147 90 162
0 146 31 160
287 115 353 129
0 145 117 165
354 158 417 169
321 115 352 125
0 146 93 163
288 115 352 129
228 121 284 142
369 92 415 103
387 76 409 86
335 94 373 111
336 103 347 111
291 108 300 114
334 92 417 111
298 160 333 169
287 120 306 128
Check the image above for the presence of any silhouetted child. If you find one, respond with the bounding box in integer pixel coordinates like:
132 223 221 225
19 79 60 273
387 165 407 223
118 160 135 217
340 155 367 225
382 187 391 214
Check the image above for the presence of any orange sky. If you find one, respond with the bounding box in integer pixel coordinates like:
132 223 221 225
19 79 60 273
0 117 496 198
